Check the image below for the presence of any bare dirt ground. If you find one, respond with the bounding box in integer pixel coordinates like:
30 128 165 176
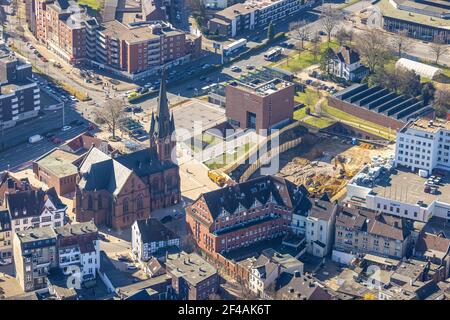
277 134 395 196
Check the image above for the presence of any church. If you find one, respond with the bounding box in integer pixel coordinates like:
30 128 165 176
73 71 181 230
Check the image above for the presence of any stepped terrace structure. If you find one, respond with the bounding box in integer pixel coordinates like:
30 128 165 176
328 84 434 131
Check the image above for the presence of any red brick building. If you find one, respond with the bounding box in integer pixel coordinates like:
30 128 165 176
186 175 306 257
74 72 181 230
225 79 295 131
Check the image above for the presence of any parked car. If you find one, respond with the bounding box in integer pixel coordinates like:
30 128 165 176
133 106 143 113
246 64 255 70
61 125 72 131
124 106 132 112
118 255 131 262
230 66 241 72
126 263 138 271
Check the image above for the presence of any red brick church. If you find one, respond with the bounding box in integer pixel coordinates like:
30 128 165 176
73 71 181 230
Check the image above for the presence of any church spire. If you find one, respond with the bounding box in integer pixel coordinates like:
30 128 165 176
154 68 171 139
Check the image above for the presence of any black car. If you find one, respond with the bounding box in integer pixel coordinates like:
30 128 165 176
133 106 143 113
124 106 132 112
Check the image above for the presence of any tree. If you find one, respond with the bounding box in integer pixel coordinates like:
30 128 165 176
356 29 392 73
320 5 340 43
311 33 321 62
433 88 450 117
267 21 275 42
421 82 436 105
391 29 412 57
335 27 348 46
430 34 449 65
320 47 336 75
95 99 125 140
290 19 311 50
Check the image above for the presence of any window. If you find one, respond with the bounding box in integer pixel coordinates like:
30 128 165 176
88 195 93 210
123 198 129 213
98 196 103 210
137 195 144 210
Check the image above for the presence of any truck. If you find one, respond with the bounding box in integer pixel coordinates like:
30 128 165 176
208 170 227 187
29 134 43 143
223 39 247 56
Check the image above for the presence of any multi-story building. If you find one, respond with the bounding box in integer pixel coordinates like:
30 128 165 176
208 0 312 37
93 20 201 80
395 118 450 175
32 0 99 64
377 0 450 44
4 187 66 232
54 221 100 282
13 226 58 292
141 0 189 30
333 206 413 264
329 46 369 82
0 54 40 129
74 75 181 230
131 218 180 262
186 175 307 256
28 0 200 79
226 78 295 130
0 209 12 262
165 251 219 300
13 221 100 292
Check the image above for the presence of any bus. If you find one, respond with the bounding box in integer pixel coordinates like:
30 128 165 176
264 47 283 61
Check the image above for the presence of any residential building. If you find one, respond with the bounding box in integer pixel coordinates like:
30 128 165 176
226 78 295 130
208 0 311 37
377 0 450 44
0 173 34 206
329 46 369 82
74 74 181 230
186 175 306 257
141 0 189 30
13 227 58 292
0 209 12 262
305 198 338 258
0 54 40 129
54 221 100 282
59 132 117 156
131 218 180 262
274 272 332 300
333 206 413 264
4 187 66 232
395 118 450 175
165 251 219 300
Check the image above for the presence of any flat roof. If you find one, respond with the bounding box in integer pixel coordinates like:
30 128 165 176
377 0 450 29
166 252 217 286
370 169 450 206
16 226 56 244
404 118 450 133
228 78 293 97
36 149 79 178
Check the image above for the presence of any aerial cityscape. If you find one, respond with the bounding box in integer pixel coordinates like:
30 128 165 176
0 0 449 303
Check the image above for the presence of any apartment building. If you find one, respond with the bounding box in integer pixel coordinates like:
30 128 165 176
93 20 201 80
226 78 295 130
13 222 100 292
13 227 58 292
54 221 100 282
131 218 180 262
166 251 219 300
32 0 98 64
4 188 66 232
0 54 40 129
0 209 12 262
333 206 413 264
395 118 450 175
208 0 311 37
186 175 304 256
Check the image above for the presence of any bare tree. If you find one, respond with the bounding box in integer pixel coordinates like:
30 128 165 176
290 19 311 50
335 27 348 46
96 99 125 140
434 88 450 117
356 29 392 73
430 34 449 65
320 5 341 43
311 33 321 62
391 29 412 57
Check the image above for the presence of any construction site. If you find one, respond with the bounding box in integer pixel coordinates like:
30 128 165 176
276 133 395 200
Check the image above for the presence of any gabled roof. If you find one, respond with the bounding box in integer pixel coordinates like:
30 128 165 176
135 218 179 244
6 188 65 219
201 175 308 220
275 273 332 300
0 209 11 232
335 46 360 65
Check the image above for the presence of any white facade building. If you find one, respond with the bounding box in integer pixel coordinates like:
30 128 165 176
395 118 450 175
132 218 180 262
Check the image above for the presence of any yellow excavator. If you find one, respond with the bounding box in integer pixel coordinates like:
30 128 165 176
208 170 227 187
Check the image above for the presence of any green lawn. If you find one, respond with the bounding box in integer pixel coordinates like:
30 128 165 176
76 0 103 11
293 107 308 121
301 116 335 129
204 143 252 170
338 0 361 9
279 41 340 73
323 104 396 140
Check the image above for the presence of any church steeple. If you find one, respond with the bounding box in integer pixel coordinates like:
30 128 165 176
149 68 176 162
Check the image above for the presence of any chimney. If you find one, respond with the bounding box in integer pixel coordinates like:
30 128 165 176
294 270 301 278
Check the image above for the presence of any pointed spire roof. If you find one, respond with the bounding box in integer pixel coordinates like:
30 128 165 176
154 68 171 139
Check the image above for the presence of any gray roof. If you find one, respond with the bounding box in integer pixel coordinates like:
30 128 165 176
0 209 11 232
135 218 179 244
16 226 57 244
166 251 217 286
54 221 98 238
